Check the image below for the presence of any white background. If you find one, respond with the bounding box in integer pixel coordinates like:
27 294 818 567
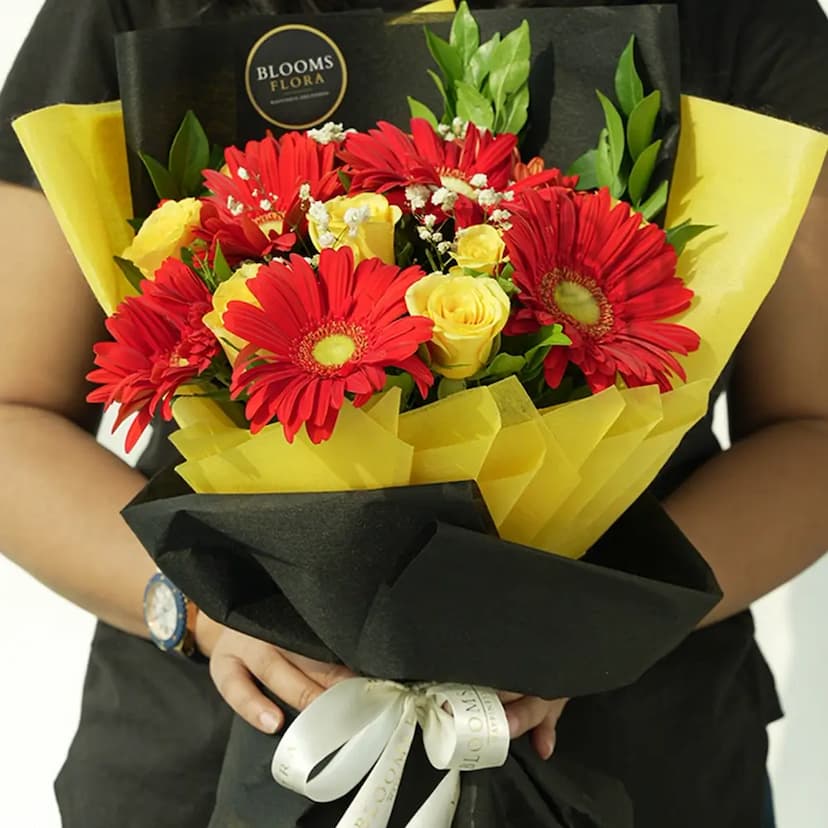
1 2 827 825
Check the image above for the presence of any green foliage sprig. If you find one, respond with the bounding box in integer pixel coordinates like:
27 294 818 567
139 111 224 201
410 2 531 135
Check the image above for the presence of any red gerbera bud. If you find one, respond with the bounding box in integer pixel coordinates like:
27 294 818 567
224 247 434 444
87 259 220 452
506 188 700 393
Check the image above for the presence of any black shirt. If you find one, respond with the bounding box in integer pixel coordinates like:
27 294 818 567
1 2 826 827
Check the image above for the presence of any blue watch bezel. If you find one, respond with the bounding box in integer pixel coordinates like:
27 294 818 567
144 572 187 651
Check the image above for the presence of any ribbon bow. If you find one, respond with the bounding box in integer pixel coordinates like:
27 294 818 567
272 678 510 828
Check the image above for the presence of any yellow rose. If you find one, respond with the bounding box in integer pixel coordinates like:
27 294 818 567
453 223 506 275
122 198 203 278
203 263 261 363
308 193 402 265
405 272 511 380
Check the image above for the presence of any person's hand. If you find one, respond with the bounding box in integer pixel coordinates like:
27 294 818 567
196 612 355 734
499 691 569 760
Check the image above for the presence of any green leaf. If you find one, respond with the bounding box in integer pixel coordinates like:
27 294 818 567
665 220 714 255
437 377 467 399
628 139 662 205
596 90 625 175
595 129 615 190
384 372 416 403
337 169 352 192
168 111 210 196
488 21 531 110
213 241 233 284
456 81 495 130
627 90 661 161
450 1 480 65
639 179 669 221
485 352 526 378
466 33 500 89
523 324 570 376
113 256 145 294
614 36 644 117
567 149 599 191
427 69 452 116
498 84 530 135
425 28 463 86
127 217 145 233
139 152 179 200
408 97 439 129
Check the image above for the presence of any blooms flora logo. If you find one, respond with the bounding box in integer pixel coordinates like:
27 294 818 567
245 25 348 130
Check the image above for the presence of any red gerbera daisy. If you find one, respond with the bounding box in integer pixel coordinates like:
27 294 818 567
199 131 344 263
342 118 517 201
87 259 220 451
224 247 434 444
506 188 700 392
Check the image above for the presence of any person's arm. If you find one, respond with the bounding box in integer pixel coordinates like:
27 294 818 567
664 161 828 626
0 183 155 634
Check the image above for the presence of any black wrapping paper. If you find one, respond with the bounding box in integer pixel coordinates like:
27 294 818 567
122 470 720 827
115 4 680 215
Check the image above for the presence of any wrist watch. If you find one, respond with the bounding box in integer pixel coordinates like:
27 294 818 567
143 571 199 658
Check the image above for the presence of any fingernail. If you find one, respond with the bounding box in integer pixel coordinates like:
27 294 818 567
259 711 281 733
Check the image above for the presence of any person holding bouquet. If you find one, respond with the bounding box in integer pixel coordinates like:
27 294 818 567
0 1 825 827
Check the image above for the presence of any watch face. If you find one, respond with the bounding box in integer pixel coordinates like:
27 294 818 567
144 577 184 649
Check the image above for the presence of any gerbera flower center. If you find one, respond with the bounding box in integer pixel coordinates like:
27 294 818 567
439 168 476 199
297 321 368 374
254 210 286 237
540 267 614 336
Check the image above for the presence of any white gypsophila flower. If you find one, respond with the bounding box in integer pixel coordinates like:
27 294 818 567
344 205 371 238
423 214 437 230
299 183 312 203
502 190 515 202
431 187 458 211
308 200 330 231
405 184 431 211
437 241 452 255
318 232 337 248
226 196 244 216
431 232 443 243
304 255 320 267
451 117 469 139
417 226 433 241
477 188 501 208
236 167 250 181
259 199 273 211
307 122 348 145
490 209 512 224
437 123 452 140
469 173 488 189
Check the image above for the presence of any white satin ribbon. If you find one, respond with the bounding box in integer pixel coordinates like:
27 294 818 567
272 678 510 828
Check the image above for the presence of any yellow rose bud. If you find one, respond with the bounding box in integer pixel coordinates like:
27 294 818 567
202 262 261 363
308 193 402 265
121 198 203 278
453 223 506 275
405 272 511 380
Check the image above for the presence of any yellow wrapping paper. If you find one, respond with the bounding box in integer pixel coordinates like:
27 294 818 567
14 96 826 557
13 102 136 315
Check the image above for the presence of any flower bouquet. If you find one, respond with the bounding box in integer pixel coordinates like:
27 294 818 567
13 2 826 826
